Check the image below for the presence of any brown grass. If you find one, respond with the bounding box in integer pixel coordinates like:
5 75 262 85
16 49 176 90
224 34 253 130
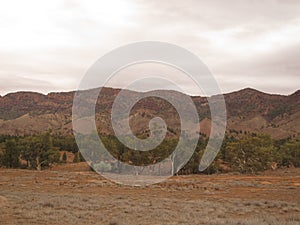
0 165 299 224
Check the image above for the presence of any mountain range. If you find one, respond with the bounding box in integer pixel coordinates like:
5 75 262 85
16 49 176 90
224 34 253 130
0 87 299 139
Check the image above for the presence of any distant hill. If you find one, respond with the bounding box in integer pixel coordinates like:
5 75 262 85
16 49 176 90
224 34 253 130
0 87 299 139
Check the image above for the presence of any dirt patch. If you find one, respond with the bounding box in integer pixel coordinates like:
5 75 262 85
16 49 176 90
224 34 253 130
0 195 7 207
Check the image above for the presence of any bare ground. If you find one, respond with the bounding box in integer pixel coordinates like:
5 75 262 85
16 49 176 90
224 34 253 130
0 163 300 225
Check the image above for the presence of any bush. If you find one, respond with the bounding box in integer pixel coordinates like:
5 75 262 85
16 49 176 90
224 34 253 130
93 161 112 172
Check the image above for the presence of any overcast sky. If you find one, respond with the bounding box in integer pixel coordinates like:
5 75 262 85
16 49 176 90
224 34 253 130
0 0 299 96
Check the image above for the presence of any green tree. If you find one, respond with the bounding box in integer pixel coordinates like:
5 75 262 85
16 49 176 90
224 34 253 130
276 140 300 167
62 152 67 163
73 151 79 163
1 139 20 168
19 134 59 170
225 134 275 174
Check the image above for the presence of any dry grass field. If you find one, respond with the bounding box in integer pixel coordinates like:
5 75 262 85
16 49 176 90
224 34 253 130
1 163 300 225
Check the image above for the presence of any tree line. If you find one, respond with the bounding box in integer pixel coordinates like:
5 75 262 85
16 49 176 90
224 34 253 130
0 133 299 174
0 134 82 170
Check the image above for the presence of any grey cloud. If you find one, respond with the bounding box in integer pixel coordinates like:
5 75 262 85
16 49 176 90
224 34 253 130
212 44 300 95
214 43 300 78
0 0 299 95
134 0 300 30
0 74 55 95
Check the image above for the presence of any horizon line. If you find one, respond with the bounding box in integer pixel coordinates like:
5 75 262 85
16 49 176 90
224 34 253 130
1 86 299 98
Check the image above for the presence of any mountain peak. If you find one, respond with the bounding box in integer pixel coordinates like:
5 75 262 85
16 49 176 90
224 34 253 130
291 90 300 97
225 87 264 97
239 87 264 94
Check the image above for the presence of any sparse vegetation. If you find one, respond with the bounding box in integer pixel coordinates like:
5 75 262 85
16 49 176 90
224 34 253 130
0 167 299 225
